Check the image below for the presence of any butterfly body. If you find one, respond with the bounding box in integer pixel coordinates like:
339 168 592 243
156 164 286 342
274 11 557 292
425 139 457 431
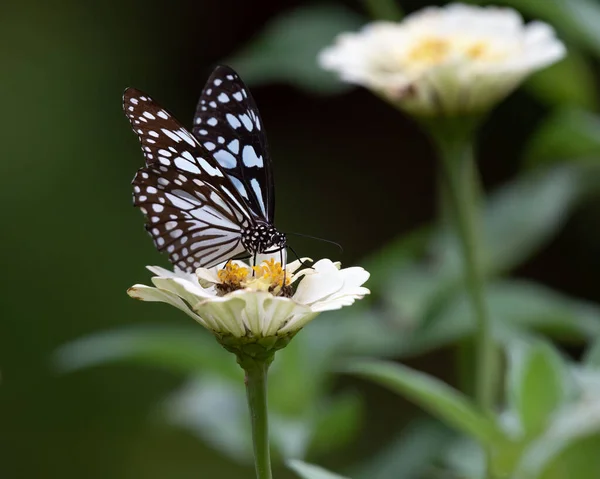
123 66 286 272
241 223 286 256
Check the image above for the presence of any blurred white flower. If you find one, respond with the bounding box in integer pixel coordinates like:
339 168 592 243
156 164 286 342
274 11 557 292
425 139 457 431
319 3 566 116
128 258 370 342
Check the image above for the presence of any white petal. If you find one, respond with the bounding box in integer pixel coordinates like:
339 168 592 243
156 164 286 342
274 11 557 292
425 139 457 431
127 284 208 326
196 266 222 287
293 260 345 306
194 291 310 337
286 258 312 274
318 4 566 115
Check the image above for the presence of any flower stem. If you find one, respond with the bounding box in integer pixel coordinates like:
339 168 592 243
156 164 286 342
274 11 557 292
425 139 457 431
243 357 273 479
430 123 496 414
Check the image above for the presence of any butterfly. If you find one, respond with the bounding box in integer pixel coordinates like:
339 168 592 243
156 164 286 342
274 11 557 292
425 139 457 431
123 66 286 272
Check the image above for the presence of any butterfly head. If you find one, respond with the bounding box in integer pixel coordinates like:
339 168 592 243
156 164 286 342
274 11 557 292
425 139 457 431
242 223 287 254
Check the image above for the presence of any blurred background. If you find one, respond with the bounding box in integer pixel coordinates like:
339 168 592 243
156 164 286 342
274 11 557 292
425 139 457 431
3 0 600 478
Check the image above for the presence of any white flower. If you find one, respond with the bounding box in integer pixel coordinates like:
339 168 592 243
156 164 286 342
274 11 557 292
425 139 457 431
127 258 370 342
318 3 566 116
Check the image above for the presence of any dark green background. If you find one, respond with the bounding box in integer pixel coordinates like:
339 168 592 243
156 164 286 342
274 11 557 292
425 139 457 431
3 1 600 478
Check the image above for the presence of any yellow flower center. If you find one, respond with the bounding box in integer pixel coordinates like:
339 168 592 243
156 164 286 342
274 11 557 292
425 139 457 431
405 36 501 67
216 260 292 296
466 41 489 59
407 37 450 65
217 262 249 287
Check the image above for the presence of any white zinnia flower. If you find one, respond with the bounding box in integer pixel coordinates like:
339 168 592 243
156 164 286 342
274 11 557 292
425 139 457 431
319 3 566 116
128 258 369 349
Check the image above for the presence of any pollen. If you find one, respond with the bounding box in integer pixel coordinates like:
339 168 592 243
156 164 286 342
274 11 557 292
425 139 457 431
251 259 291 289
218 262 249 287
407 37 450 65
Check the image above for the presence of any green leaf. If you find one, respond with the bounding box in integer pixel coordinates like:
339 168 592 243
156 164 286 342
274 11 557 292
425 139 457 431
474 165 583 275
361 0 404 21
164 376 250 462
515 406 600 478
342 359 507 447
288 460 351 479
363 225 432 293
353 418 454 479
583 337 600 368
525 109 600 168
431 165 587 279
507 339 568 438
53 325 241 381
310 392 363 455
226 4 365 94
419 280 600 354
525 49 598 108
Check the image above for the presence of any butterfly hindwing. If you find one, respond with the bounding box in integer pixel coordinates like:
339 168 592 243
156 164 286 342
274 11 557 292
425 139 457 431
123 88 250 271
192 66 275 222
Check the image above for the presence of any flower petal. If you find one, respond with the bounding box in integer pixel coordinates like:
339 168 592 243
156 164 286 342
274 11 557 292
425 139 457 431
319 4 566 115
127 284 207 326
292 259 346 306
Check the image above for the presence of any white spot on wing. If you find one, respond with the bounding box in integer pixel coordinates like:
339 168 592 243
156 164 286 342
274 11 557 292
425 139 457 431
213 149 237 168
242 145 263 167
217 93 229 103
230 176 248 199
239 113 253 131
227 139 239 154
162 128 181 142
174 158 201 174
226 114 241 129
251 178 266 215
198 158 223 177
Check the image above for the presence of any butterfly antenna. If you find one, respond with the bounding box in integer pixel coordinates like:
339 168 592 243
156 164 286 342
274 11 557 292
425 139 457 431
286 232 344 254
287 245 311 268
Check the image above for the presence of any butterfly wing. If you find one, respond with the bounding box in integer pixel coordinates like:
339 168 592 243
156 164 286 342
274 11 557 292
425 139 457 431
192 66 275 223
123 87 253 271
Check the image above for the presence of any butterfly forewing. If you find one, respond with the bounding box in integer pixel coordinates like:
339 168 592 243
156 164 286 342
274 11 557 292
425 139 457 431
192 66 275 222
123 88 251 271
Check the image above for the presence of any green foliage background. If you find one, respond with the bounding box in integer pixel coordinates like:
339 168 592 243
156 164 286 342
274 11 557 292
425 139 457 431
3 1 600 478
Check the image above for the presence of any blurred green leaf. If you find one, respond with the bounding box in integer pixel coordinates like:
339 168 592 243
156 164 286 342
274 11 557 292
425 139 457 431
227 4 365 94
353 418 453 479
310 392 363 455
525 49 598 108
583 337 600 368
327 276 600 362
443 436 485 479
525 109 600 168
420 280 600 354
463 166 582 276
54 325 241 380
507 339 567 438
513 367 600 478
362 0 404 21
515 411 600 478
343 359 507 447
288 460 350 479
363 226 432 293
164 376 250 462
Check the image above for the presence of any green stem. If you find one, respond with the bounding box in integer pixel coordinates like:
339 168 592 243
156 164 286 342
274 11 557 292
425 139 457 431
431 127 496 415
244 358 273 479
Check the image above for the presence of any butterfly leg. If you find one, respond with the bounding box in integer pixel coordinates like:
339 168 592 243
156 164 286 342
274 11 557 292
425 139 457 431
280 248 287 287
